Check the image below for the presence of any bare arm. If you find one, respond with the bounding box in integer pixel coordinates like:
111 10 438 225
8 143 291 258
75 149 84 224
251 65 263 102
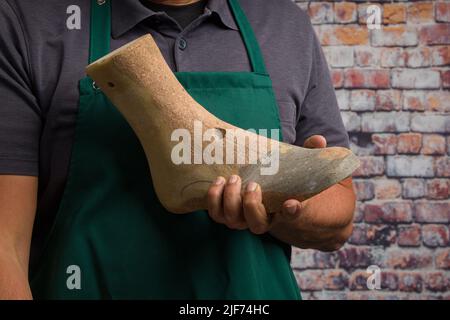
269 176 355 251
0 175 37 300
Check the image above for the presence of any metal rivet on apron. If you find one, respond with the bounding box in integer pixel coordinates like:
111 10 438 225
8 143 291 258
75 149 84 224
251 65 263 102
97 0 106 5
92 81 100 90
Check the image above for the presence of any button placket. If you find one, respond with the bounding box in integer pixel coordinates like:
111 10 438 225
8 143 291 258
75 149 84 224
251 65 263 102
178 38 187 50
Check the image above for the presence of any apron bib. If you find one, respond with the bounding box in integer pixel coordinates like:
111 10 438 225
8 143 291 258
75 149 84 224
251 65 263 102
30 0 301 300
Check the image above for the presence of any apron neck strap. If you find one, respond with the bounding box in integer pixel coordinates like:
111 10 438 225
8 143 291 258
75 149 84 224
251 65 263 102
89 0 111 64
228 0 268 74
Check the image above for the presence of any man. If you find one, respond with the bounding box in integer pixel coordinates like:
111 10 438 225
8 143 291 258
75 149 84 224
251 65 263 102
0 0 355 299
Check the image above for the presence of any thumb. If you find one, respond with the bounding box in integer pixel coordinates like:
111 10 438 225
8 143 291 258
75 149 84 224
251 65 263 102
303 135 327 149
280 199 302 221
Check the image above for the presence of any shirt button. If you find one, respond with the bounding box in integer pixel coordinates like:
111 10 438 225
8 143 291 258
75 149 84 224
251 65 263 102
178 38 187 50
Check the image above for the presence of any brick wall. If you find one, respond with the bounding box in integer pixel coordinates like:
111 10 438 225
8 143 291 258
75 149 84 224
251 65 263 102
291 0 449 300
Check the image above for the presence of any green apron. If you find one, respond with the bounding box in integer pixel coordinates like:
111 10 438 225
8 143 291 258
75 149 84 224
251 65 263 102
30 0 301 300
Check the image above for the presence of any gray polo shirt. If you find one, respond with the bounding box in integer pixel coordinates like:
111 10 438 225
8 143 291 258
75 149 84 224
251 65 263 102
0 0 349 260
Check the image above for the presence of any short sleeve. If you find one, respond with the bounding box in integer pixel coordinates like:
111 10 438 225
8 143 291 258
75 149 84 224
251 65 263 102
295 27 349 149
0 1 41 176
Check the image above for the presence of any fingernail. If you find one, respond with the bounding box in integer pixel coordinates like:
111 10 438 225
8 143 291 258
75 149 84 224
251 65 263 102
214 177 225 185
246 182 258 192
228 175 239 184
285 204 297 215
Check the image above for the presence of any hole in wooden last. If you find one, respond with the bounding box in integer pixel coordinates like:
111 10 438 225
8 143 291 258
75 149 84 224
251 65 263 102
107 82 115 88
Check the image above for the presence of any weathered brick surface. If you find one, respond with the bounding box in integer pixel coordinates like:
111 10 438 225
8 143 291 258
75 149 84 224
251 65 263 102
426 179 449 200
383 3 406 24
292 0 449 300
344 69 390 88
398 224 422 247
397 133 422 154
372 133 397 155
436 2 450 23
402 179 426 199
374 179 402 199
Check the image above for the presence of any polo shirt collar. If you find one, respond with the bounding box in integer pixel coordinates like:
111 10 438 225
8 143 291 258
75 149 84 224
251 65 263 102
207 0 239 31
111 0 238 39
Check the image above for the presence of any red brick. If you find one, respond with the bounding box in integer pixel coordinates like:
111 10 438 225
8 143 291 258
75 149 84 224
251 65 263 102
381 271 399 291
406 47 431 68
349 270 370 291
397 133 422 154
386 249 433 269
349 224 398 247
317 25 369 46
383 4 406 24
375 90 401 111
323 46 354 68
353 156 385 177
431 46 450 66
308 2 334 24
353 201 364 223
436 2 450 22
368 225 397 246
344 69 390 89
420 24 450 45
411 114 448 133
348 224 368 245
436 249 450 269
398 224 422 247
364 201 413 224
392 69 440 89
402 179 426 199
331 69 344 88
341 111 360 132
380 48 406 67
387 156 434 177
422 225 449 247
294 270 324 291
372 134 397 155
426 91 450 112
291 249 336 270
372 26 418 47
362 112 410 133
350 90 376 111
408 2 434 23
353 180 375 201
424 272 449 292
358 3 381 25
435 156 450 177
335 90 349 110
414 201 450 223
403 91 426 111
334 2 357 24
398 272 423 293
323 270 349 290
337 246 372 269
422 134 446 155
374 180 402 199
354 47 379 67
448 137 450 156
442 70 450 88
427 179 449 200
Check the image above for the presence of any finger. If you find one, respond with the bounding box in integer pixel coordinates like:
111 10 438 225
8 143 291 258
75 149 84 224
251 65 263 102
207 176 226 224
280 199 303 222
303 135 327 149
243 182 270 234
223 175 247 230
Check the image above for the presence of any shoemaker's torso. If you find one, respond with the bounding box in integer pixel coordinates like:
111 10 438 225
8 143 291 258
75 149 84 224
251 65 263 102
0 0 349 264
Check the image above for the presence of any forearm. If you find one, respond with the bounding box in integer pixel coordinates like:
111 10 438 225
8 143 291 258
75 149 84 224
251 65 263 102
0 247 33 300
0 176 37 300
270 177 356 251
